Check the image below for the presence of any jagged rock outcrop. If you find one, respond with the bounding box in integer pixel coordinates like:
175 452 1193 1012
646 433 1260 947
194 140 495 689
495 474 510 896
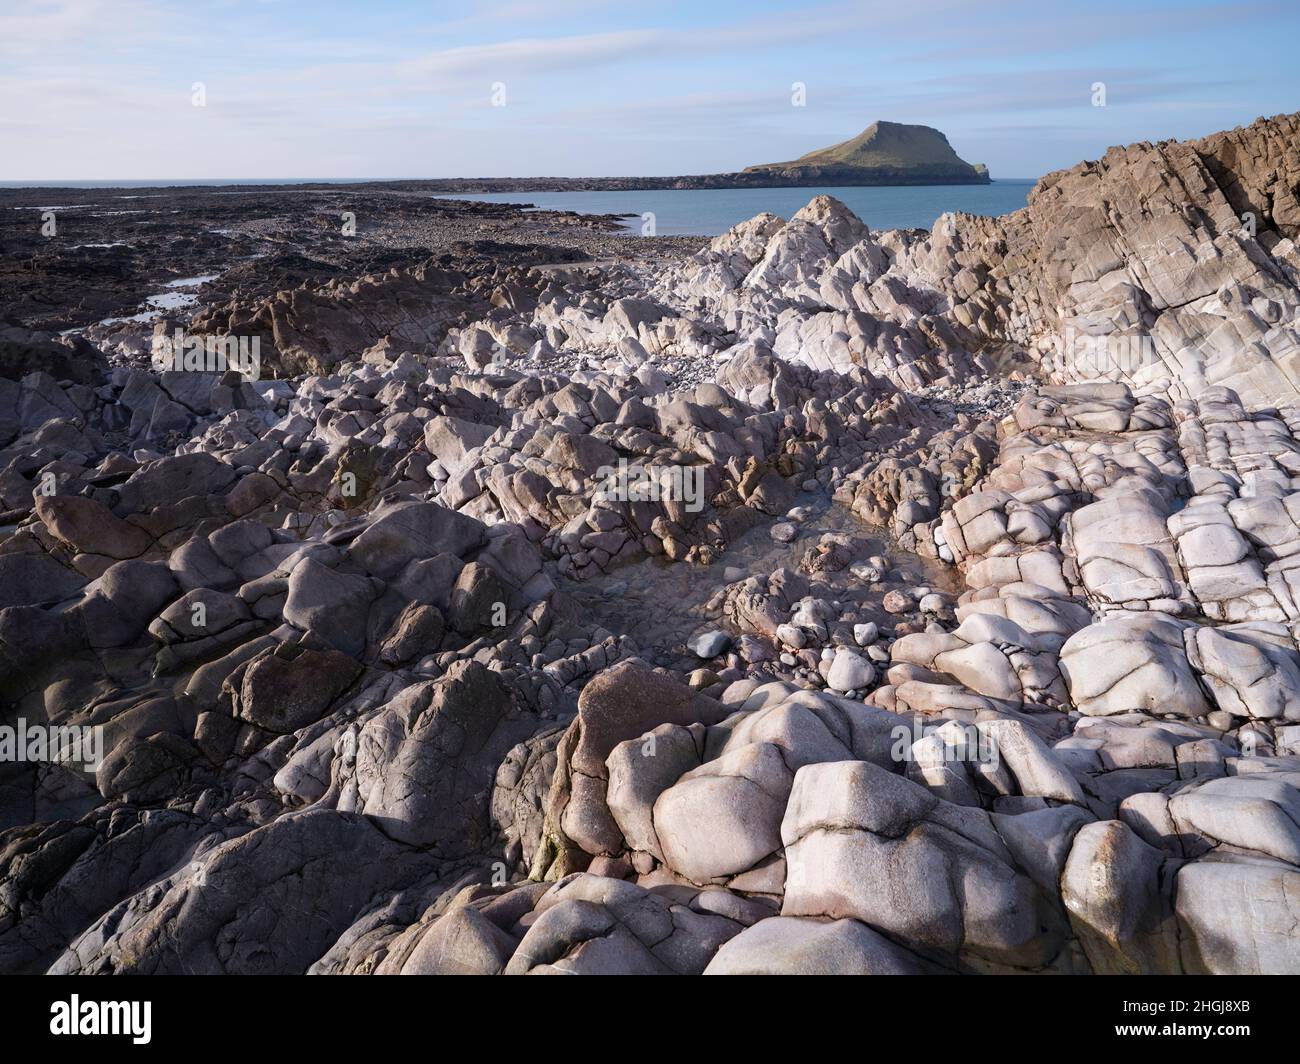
4 115 1300 977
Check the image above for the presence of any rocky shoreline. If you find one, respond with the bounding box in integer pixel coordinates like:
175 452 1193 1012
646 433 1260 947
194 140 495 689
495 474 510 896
1 112 1299 975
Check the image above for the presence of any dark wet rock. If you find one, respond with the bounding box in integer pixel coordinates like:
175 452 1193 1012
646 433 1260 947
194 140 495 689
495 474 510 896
350 661 538 853
49 810 438 975
34 494 152 559
235 643 361 734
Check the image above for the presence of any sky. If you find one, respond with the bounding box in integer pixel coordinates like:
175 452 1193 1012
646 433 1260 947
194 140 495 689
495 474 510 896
1 0 1296 181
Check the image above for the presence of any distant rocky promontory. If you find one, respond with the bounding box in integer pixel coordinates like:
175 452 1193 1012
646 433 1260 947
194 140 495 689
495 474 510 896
413 121 991 193
742 120 989 185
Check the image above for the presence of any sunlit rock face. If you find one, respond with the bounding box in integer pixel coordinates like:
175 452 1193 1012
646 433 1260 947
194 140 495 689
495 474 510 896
650 113 1300 412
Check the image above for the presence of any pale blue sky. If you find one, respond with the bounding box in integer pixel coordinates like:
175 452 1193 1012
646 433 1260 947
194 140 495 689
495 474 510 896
2 0 1295 180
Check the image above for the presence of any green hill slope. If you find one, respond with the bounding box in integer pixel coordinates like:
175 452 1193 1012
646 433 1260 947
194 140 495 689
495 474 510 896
744 121 989 183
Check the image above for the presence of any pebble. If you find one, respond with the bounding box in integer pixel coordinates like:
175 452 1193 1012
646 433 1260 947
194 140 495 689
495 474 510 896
688 630 731 658
919 593 947 613
853 621 879 646
850 562 884 583
826 647 876 693
771 522 798 543
882 589 913 614
776 623 806 649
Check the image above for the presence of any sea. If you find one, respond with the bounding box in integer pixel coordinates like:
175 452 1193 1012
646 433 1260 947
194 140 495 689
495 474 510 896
3 178 1038 236
434 180 1037 236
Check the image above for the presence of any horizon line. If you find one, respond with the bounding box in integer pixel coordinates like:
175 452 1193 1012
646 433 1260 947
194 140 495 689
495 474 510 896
0 176 1040 188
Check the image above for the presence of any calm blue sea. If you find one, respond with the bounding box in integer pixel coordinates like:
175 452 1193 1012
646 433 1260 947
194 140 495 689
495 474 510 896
435 181 1037 235
1 178 1037 236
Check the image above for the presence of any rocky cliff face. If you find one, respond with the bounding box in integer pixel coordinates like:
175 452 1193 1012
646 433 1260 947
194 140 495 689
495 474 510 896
2 115 1299 976
937 112 1300 408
